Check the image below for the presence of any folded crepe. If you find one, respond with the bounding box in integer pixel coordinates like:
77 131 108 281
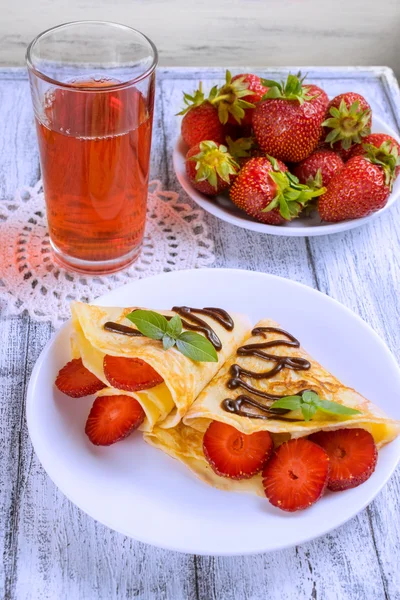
144 319 400 495
70 302 251 431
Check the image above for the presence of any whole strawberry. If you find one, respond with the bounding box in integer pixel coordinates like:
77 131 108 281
252 72 329 163
323 92 372 160
293 149 344 188
230 156 326 224
212 71 267 126
348 133 400 177
178 84 226 148
319 154 393 222
186 140 239 196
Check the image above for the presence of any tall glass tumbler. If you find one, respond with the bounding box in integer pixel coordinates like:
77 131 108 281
26 21 157 274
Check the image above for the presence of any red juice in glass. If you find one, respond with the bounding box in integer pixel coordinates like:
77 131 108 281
36 79 153 264
27 22 157 273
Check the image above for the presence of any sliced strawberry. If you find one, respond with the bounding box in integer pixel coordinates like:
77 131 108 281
55 358 106 398
262 438 330 512
309 428 377 491
203 421 273 480
85 394 145 446
103 355 164 392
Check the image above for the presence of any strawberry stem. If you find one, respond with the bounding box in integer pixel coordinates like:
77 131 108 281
323 98 371 150
260 71 316 105
188 140 239 189
363 141 400 189
209 70 256 125
226 136 256 159
262 159 326 220
177 82 206 116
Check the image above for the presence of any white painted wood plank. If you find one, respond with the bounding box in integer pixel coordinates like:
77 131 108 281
1 67 399 599
159 74 393 600
0 76 198 599
10 313 197 600
197 523 388 600
0 315 30 599
2 0 400 79
0 79 39 202
307 212 400 600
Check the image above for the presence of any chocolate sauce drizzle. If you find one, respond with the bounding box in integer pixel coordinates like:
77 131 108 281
171 306 234 351
104 321 144 336
103 306 234 352
222 395 302 421
222 326 312 421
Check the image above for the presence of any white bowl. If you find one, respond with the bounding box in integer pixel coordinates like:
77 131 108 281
173 115 400 236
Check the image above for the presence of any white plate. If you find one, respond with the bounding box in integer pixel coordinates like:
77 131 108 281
173 115 400 236
27 268 400 555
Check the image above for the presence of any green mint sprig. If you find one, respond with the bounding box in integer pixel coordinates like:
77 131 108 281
270 391 362 422
126 310 218 363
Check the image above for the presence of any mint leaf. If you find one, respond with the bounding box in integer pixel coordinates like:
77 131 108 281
302 390 320 404
176 331 218 362
301 403 317 421
270 396 302 411
315 399 361 417
167 314 183 339
271 391 362 421
126 310 168 340
162 334 176 351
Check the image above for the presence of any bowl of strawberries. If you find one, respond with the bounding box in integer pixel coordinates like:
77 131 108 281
173 71 400 236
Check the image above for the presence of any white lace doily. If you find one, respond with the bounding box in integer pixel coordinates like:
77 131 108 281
0 180 215 328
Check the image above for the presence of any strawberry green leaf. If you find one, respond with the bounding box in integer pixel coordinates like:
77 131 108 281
263 86 283 100
323 97 371 150
267 155 280 171
261 72 314 104
262 167 326 220
363 141 400 189
188 141 239 188
177 83 205 116
209 70 255 124
349 100 360 116
261 78 283 91
306 168 323 191
226 136 255 159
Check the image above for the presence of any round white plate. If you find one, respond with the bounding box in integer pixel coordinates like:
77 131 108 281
173 115 400 236
27 268 400 555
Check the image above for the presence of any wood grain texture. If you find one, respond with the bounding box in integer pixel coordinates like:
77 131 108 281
0 66 400 599
2 0 400 77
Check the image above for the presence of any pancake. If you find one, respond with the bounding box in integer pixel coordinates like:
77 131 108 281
70 302 251 431
145 319 400 494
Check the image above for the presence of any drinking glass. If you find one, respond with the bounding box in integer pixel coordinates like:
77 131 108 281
26 21 157 274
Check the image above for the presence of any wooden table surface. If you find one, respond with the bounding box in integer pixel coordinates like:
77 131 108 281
1 66 400 600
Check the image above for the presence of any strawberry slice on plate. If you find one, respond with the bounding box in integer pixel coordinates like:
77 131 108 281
262 438 330 512
203 421 273 480
85 394 145 446
309 428 378 491
103 355 164 392
55 358 106 398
